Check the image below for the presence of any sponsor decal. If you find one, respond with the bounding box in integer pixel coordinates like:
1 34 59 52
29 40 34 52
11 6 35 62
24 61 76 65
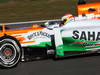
27 31 51 40
74 41 96 47
72 30 100 41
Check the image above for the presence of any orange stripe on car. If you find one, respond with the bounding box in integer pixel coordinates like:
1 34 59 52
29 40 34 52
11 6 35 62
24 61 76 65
0 27 44 36
20 41 35 44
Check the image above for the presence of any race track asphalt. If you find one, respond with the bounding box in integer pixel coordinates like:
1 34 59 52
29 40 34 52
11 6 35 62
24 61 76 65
0 54 100 75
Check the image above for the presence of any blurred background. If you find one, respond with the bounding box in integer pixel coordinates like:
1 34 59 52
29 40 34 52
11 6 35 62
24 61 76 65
0 0 99 23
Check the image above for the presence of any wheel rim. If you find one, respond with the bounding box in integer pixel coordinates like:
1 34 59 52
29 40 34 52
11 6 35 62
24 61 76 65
0 43 16 64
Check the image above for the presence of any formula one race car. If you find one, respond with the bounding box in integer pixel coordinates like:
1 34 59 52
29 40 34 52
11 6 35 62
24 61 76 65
77 0 100 19
0 1 100 68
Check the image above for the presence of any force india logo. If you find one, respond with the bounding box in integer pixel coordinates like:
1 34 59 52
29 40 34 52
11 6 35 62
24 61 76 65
72 30 100 41
27 31 51 40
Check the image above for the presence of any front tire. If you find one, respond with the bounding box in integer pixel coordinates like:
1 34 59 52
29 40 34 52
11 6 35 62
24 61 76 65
0 38 21 68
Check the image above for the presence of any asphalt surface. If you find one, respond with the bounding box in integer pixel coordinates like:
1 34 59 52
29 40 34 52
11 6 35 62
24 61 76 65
0 54 100 75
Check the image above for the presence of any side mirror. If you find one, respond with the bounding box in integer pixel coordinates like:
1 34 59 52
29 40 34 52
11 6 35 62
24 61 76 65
88 8 96 12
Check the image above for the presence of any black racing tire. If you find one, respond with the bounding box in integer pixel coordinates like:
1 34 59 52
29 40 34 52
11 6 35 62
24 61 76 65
0 37 21 68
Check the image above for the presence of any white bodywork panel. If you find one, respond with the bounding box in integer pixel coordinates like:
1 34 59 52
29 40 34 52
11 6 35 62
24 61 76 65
61 20 100 41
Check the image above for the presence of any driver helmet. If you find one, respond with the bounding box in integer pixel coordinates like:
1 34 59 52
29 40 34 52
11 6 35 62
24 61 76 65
61 14 74 24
